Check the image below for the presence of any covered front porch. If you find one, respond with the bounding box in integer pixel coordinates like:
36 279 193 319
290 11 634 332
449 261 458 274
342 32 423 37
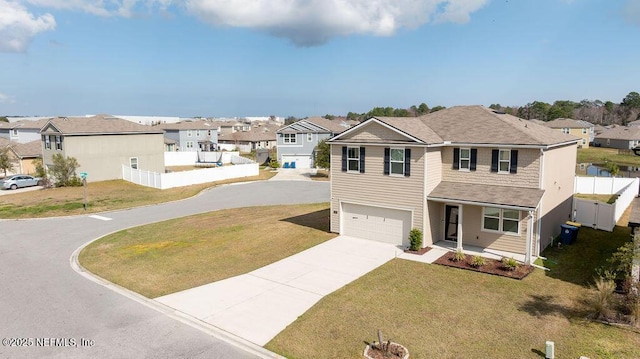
426 181 545 264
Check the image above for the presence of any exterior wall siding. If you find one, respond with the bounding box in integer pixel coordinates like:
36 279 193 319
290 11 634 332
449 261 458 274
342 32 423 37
330 144 425 239
538 143 577 251
277 132 331 163
441 147 540 188
43 134 165 182
423 148 443 246
460 205 528 254
347 122 411 142
594 138 634 149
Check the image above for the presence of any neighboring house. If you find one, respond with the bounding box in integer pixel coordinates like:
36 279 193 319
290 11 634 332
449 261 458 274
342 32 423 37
543 118 593 147
593 127 640 149
217 123 279 152
40 115 165 182
328 105 578 264
9 140 42 175
214 120 252 136
276 117 356 169
0 118 49 144
157 120 219 151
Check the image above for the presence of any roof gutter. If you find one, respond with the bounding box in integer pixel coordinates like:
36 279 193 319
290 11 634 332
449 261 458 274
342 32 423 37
426 196 539 212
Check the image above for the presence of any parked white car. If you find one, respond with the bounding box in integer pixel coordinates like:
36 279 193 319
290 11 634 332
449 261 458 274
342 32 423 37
0 175 44 190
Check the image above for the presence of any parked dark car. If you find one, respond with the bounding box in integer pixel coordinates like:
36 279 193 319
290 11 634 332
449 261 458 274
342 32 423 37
0 174 44 190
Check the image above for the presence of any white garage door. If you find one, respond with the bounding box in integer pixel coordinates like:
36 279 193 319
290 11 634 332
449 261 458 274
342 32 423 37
281 155 313 169
342 203 411 247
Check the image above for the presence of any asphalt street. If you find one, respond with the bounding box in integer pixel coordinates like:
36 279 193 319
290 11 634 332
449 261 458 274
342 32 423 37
0 180 329 358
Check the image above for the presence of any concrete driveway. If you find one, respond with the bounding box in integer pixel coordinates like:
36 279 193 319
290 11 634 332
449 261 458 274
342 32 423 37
156 236 402 346
268 168 315 181
0 181 329 359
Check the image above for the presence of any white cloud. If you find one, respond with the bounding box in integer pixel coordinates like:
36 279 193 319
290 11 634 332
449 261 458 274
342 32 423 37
185 0 488 46
23 0 174 17
0 92 16 104
0 0 56 52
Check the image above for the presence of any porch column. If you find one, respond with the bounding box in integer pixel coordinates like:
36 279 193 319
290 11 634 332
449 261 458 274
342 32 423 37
525 211 533 265
457 205 463 251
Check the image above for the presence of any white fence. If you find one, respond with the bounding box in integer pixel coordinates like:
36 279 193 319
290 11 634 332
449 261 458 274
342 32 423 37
573 176 640 231
164 151 240 166
123 156 259 189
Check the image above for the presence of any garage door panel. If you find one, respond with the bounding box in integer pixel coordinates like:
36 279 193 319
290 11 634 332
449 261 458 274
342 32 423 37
342 203 410 247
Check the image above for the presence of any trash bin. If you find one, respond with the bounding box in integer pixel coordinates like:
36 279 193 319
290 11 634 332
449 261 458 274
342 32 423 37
565 221 581 243
560 224 578 245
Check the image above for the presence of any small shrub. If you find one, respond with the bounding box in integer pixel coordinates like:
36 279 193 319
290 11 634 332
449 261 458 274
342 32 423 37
408 228 423 251
269 159 280 168
502 257 519 271
587 277 616 320
470 255 486 268
451 250 465 262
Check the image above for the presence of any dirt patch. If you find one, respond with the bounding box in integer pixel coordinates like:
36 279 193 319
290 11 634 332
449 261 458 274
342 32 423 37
433 252 533 280
403 247 432 255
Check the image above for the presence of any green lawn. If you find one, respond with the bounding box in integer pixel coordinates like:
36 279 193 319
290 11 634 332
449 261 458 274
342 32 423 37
574 193 619 204
79 203 335 298
266 226 640 359
578 147 640 166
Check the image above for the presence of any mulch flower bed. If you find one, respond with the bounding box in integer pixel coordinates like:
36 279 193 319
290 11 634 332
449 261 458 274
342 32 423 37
364 342 408 359
403 246 432 255
433 252 533 279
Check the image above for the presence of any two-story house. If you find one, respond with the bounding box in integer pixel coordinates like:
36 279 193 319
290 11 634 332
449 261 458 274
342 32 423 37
328 106 578 264
543 118 593 148
157 120 219 151
40 115 165 182
276 117 356 169
0 118 49 144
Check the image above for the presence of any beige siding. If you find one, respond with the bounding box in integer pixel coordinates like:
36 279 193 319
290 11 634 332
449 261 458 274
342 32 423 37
460 205 528 254
441 147 540 188
347 122 412 142
539 143 577 251
553 128 589 148
330 144 425 239
44 134 165 182
422 148 443 246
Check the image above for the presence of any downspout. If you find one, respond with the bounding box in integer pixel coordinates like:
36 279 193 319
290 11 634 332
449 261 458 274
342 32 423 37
457 205 463 251
525 210 534 265
537 148 545 257
423 147 428 248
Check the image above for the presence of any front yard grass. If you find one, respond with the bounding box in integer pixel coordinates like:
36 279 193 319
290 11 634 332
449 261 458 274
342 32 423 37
0 168 276 219
266 225 640 359
79 203 334 298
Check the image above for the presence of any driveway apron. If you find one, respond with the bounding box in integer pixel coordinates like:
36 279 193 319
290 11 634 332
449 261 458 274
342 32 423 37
156 236 402 346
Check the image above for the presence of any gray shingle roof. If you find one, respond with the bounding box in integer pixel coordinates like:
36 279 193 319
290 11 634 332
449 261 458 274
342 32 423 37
11 140 42 158
0 118 49 130
544 118 591 129
427 181 545 210
595 126 640 140
278 117 355 134
373 117 444 144
157 120 218 131
42 115 164 135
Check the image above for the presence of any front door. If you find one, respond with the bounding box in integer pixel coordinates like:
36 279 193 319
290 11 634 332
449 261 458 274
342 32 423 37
445 205 459 242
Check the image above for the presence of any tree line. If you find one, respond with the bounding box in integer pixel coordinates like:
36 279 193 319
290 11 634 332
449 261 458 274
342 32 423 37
287 91 640 126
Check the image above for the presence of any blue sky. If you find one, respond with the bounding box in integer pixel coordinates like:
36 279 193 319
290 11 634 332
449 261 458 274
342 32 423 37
1 0 639 118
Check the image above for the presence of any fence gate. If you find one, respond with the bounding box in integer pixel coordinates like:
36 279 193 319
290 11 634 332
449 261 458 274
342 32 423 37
573 198 615 232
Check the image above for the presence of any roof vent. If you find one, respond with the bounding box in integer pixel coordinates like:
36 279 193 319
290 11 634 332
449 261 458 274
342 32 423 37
492 110 506 115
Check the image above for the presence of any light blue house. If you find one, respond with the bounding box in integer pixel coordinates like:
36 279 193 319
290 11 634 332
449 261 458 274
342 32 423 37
0 118 49 144
158 120 218 152
276 117 355 169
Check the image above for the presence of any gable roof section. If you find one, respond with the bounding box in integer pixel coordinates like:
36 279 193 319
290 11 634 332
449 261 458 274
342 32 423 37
277 117 354 134
330 117 442 144
544 118 591 129
41 115 164 136
421 106 577 146
11 140 42 158
595 126 640 140
219 124 278 142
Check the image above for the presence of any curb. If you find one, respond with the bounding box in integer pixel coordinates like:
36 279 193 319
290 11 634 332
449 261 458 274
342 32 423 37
70 237 285 359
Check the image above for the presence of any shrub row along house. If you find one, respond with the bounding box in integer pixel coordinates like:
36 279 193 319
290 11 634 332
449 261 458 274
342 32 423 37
328 106 579 264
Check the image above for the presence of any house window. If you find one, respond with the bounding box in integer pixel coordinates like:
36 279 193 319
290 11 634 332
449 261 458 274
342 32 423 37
562 128 570 134
582 139 587 145
307 133 313 142
499 149 511 173
187 130 192 137
196 130 201 137
44 135 51 150
283 133 296 144
130 157 138 169
11 129 18 138
55 136 62 150
459 148 471 170
347 147 360 172
482 207 520 235
390 148 405 175
582 128 588 134
186 141 194 150
208 130 213 136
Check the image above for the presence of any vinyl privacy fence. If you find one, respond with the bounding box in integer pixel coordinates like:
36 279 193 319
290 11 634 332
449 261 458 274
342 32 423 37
122 156 259 189
573 176 639 231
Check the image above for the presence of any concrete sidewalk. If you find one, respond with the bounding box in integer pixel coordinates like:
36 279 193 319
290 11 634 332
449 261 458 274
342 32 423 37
155 236 402 346
268 168 315 181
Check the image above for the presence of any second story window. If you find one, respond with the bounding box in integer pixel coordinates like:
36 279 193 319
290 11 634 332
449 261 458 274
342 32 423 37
390 149 404 175
582 128 587 134
562 128 570 134
44 135 51 150
55 136 62 150
459 148 470 170
283 133 296 144
491 149 518 174
452 148 477 171
11 129 18 138
196 130 201 137
307 133 313 142
347 147 360 172
187 130 192 137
